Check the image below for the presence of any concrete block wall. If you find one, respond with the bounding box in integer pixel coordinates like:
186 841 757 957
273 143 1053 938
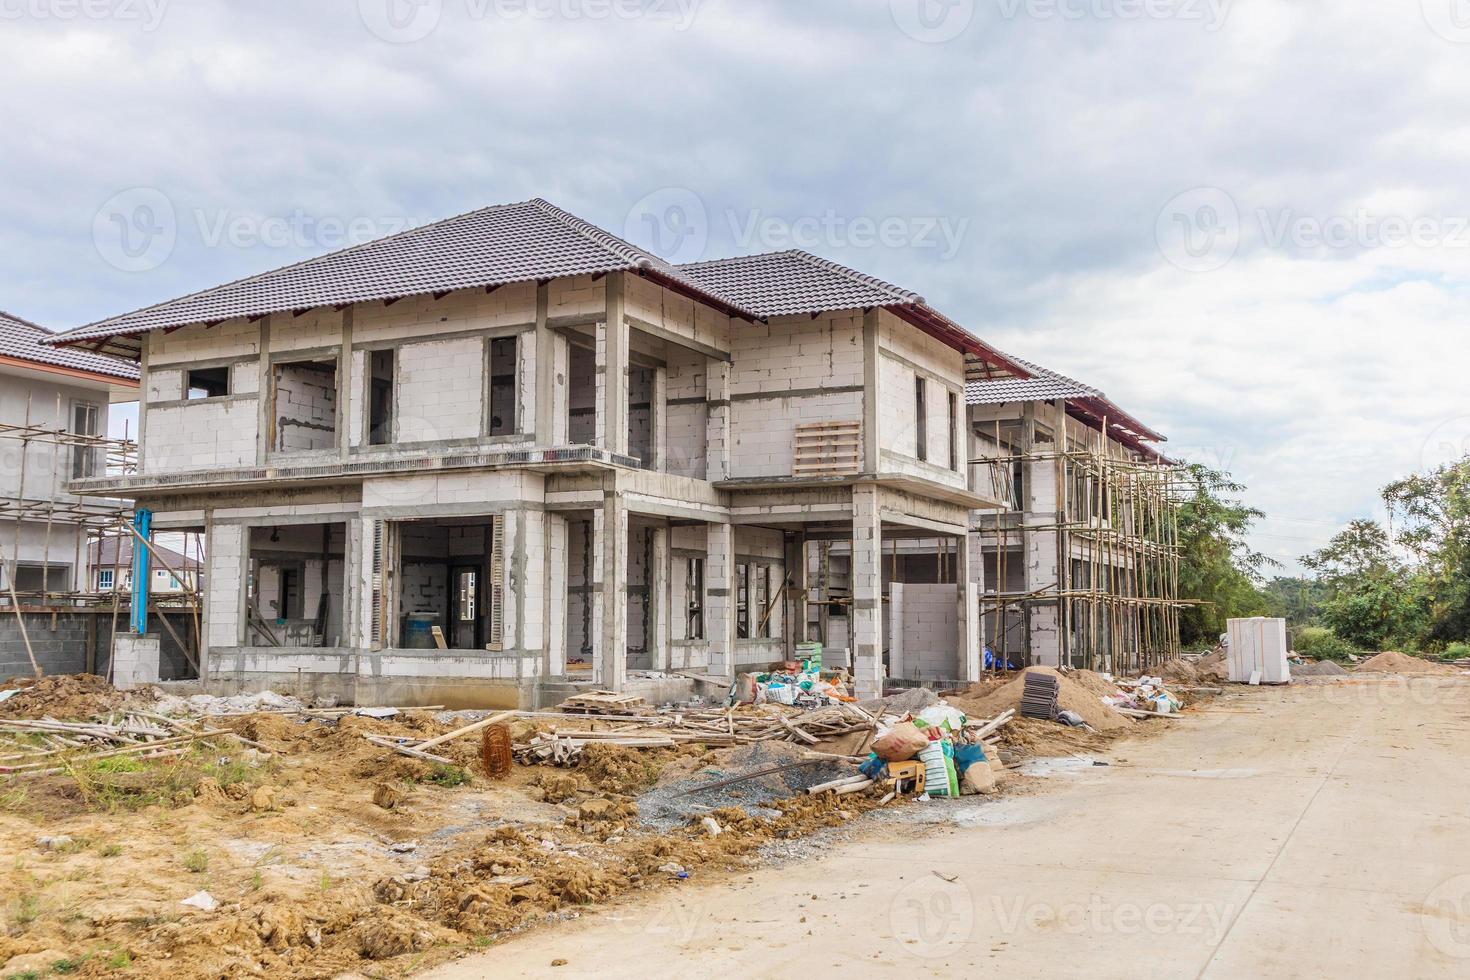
889 583 959 682
353 281 537 347
548 274 605 320
144 398 258 471
206 523 245 652
395 337 484 442
727 313 864 479
624 274 732 354
567 343 597 444
272 362 337 453
664 345 707 479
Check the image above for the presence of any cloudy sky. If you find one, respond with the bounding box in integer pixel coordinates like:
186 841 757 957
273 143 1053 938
3 0 1467 572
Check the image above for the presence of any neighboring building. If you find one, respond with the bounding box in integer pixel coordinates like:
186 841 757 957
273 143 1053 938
87 536 203 595
44 198 1176 705
0 310 139 603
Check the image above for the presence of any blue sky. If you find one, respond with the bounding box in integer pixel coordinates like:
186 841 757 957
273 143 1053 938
5 0 1469 573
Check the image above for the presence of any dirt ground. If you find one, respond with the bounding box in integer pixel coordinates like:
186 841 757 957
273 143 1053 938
0 666 1209 979
429 671 1470 979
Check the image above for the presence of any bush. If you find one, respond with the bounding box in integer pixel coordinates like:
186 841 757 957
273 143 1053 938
1441 641 1470 662
1294 626 1360 662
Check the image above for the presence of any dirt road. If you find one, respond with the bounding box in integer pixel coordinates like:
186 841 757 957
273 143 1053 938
426 675 1470 979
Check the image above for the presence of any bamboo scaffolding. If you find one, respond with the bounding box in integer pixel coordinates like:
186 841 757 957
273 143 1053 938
972 416 1192 676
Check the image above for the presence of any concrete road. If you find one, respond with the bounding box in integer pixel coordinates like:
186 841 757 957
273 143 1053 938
425 676 1470 979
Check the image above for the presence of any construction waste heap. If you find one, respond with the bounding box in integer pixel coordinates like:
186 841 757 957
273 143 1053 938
0 648 1276 979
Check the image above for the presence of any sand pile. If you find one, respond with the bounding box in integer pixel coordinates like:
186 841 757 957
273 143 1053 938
1356 651 1459 675
0 673 126 719
949 666 1133 733
1293 660 1349 677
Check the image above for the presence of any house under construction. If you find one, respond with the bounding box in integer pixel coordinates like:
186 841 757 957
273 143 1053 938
42 198 1185 705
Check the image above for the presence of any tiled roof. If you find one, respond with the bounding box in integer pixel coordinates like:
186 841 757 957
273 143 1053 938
44 199 747 353
0 310 139 382
44 199 1025 370
964 356 1096 405
675 250 923 319
968 354 1166 446
89 536 202 572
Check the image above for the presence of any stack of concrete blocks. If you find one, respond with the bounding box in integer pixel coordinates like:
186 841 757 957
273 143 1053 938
111 633 160 690
1227 617 1291 684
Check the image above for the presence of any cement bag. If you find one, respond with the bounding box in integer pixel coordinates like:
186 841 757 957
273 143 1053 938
962 760 998 795
873 723 930 762
734 673 759 704
920 740 959 797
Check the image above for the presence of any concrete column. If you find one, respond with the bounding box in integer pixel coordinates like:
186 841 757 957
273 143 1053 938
599 485 628 690
545 513 568 676
599 272 630 456
649 524 670 670
516 509 546 657
888 582 905 681
850 484 884 699
652 366 668 472
590 509 606 678
785 531 808 659
862 308 880 473
533 282 554 444
955 534 981 682
705 521 736 680
705 359 731 482
551 331 569 445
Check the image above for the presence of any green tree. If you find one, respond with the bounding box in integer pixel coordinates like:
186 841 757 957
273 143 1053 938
1173 464 1271 648
1301 519 1429 650
1261 575 1329 626
1382 461 1470 643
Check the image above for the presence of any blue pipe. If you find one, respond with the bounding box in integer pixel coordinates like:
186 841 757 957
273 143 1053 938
130 508 152 635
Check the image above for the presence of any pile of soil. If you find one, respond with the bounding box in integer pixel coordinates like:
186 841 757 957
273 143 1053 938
949 666 1133 733
1194 647 1229 681
0 673 127 719
1293 660 1349 677
1356 651 1460 675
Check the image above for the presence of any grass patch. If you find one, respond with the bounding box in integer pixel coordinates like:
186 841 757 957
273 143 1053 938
99 843 123 858
182 849 209 874
13 892 40 925
0 785 30 812
425 764 470 788
104 949 132 969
